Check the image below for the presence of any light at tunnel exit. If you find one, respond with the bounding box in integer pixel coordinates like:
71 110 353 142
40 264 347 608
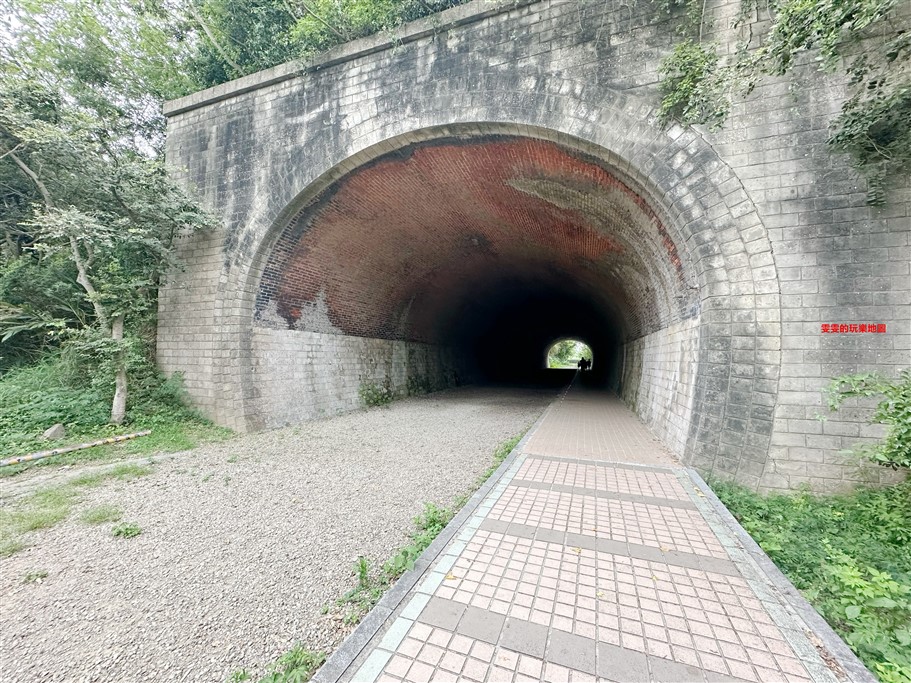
546 340 593 369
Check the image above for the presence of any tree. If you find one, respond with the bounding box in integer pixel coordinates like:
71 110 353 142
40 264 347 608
184 0 468 88
1 0 215 423
547 340 592 368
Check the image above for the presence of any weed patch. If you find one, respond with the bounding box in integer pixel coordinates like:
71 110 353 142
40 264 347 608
0 464 150 556
257 646 325 683
81 504 122 525
358 379 394 407
711 479 911 682
112 522 142 538
0 356 232 477
22 570 48 584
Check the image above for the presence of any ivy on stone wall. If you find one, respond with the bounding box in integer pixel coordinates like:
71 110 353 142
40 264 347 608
657 0 910 204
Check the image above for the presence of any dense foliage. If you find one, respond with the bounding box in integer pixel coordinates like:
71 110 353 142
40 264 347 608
0 354 229 474
547 339 593 368
713 479 911 683
1 0 215 428
826 370 911 470
185 0 470 88
657 0 910 204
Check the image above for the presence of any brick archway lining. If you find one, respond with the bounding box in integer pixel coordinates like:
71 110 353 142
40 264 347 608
227 113 779 485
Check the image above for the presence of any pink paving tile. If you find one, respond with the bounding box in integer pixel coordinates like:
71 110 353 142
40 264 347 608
493 648 519 669
545 662 572 683
461 657 489 682
405 660 435 682
727 659 760 682
517 655 543 678
470 642 494 663
416 643 444 667
384 655 412 679
399 638 423 658
438 651 466 675
521 393 678 465
777 655 812 677
352 389 845 683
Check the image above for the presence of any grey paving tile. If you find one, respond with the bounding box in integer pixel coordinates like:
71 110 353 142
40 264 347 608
565 531 598 552
547 629 597 675
535 527 565 545
457 605 504 644
417 596 465 631
499 618 548 658
479 518 510 535
506 522 536 539
510 480 697 510
697 556 741 577
632 544 666 564
524 454 676 472
598 642 649 682
648 655 706 682
596 537 630 556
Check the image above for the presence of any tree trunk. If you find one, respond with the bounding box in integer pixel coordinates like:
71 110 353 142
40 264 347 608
110 314 128 425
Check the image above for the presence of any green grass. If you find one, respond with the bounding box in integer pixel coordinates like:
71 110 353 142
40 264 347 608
0 463 151 556
711 478 911 683
81 504 123 525
22 569 48 584
112 522 142 538
0 356 232 477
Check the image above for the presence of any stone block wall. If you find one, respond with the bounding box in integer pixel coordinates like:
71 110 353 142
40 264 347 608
621 318 701 458
249 328 462 428
159 0 910 490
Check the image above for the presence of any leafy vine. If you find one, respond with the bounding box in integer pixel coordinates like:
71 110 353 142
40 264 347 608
657 0 910 204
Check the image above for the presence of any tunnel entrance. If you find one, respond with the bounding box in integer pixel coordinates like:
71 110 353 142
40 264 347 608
546 340 593 370
249 129 709 461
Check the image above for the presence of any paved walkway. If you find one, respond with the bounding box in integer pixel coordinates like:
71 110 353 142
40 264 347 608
316 382 872 683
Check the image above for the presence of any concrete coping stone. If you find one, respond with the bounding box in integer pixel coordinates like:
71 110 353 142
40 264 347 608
163 0 540 117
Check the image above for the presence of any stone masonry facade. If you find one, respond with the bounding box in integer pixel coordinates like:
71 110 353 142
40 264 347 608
159 0 910 492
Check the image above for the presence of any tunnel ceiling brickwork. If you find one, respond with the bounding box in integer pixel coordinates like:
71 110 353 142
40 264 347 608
255 136 694 345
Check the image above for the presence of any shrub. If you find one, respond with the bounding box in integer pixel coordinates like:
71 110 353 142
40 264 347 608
826 369 911 470
712 479 911 681
358 379 393 407
817 544 911 683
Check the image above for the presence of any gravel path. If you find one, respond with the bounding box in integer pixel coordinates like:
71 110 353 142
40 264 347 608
0 386 553 682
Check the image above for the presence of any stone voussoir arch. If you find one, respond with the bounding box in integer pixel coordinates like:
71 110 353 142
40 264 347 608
202 75 781 483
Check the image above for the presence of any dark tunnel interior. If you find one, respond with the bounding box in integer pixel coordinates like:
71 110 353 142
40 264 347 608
441 276 621 388
254 133 688 394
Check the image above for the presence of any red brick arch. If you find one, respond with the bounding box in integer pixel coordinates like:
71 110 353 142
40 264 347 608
254 135 690 345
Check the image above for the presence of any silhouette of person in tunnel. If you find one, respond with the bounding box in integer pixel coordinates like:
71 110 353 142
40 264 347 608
577 357 591 371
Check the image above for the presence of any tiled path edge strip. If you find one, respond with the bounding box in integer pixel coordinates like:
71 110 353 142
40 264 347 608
313 390 565 683
683 470 876 683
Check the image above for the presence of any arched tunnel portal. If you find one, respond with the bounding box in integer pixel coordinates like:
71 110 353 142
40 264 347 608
254 135 693 392
248 130 728 464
